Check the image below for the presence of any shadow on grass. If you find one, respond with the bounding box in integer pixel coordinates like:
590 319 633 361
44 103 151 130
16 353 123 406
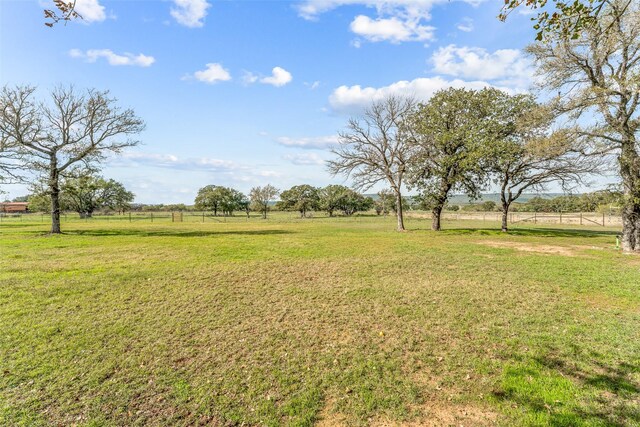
0 222 47 229
438 227 619 239
494 353 640 426
62 229 295 238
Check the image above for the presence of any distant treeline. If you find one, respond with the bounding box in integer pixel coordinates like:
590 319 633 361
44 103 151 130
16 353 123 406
444 190 622 213
102 189 623 215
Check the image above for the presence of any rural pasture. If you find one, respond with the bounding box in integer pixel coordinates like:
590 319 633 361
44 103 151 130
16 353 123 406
1 214 639 426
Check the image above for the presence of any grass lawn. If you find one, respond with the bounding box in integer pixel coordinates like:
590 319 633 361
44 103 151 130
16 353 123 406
1 214 639 426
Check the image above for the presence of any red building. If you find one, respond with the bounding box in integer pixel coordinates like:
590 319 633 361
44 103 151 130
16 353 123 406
0 202 29 213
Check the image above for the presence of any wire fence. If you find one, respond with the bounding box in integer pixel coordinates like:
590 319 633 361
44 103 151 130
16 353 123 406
0 210 624 228
435 211 620 226
0 211 257 224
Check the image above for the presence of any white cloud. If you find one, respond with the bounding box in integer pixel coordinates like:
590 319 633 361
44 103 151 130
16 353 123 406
329 76 514 113
260 67 293 87
112 152 283 190
284 153 326 166
73 0 106 23
296 0 485 44
305 81 321 90
242 71 259 85
119 152 238 171
68 49 155 67
296 0 435 21
276 135 339 150
171 0 211 28
456 17 473 32
350 14 434 43
187 63 232 84
431 44 533 86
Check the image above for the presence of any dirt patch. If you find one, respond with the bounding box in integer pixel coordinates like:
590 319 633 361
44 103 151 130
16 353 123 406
477 240 577 256
316 397 498 426
412 403 498 427
581 292 640 313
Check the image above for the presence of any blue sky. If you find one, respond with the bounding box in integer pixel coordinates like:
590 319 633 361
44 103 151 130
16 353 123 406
1 0 585 203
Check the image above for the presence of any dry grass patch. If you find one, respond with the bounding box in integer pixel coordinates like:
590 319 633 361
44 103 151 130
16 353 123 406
477 240 581 256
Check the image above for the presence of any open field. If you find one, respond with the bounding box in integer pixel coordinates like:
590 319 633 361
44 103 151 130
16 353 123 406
1 215 639 426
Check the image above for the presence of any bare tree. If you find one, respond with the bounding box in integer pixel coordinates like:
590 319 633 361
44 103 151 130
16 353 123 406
527 0 640 251
0 136 26 188
249 184 279 219
487 94 599 231
0 86 144 233
328 95 416 231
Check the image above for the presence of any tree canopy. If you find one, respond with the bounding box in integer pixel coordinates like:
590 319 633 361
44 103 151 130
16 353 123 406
276 185 320 218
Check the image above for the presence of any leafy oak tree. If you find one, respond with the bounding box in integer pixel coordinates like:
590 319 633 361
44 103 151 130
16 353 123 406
0 86 144 233
407 88 496 231
28 173 134 217
277 185 320 218
338 190 374 216
319 184 350 217
195 185 244 216
319 185 372 216
63 174 134 217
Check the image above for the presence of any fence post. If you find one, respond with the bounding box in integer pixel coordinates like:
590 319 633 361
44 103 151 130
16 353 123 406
602 212 605 226
151 213 153 223
559 212 562 224
580 212 583 225
534 212 537 224
202 212 205 223
129 212 131 223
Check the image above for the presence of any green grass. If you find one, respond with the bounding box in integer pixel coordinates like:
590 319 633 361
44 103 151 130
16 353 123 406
1 214 639 426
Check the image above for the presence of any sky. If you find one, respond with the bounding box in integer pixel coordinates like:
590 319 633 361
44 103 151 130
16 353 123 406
0 0 608 203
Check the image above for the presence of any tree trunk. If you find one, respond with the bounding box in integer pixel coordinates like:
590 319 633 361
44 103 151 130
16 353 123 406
619 139 640 252
501 202 510 232
499 177 510 233
432 205 442 231
262 208 267 219
49 156 61 234
621 205 640 252
395 191 405 231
